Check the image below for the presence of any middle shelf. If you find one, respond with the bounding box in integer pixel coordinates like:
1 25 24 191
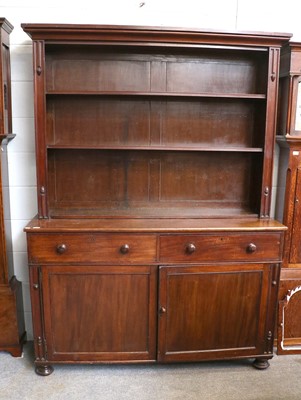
46 95 266 149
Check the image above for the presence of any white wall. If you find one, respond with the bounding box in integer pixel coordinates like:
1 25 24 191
1 0 301 340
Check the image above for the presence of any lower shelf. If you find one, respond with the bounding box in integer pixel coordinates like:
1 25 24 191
49 206 259 219
46 148 262 218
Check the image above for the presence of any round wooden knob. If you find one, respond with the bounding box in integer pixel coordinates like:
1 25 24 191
246 243 257 253
186 243 196 254
120 244 130 254
56 244 67 254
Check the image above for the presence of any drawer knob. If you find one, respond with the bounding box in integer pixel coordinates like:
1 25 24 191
120 244 130 254
56 244 67 254
186 243 196 254
246 243 257 253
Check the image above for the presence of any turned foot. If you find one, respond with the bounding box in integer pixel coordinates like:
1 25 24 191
253 358 270 370
35 364 54 376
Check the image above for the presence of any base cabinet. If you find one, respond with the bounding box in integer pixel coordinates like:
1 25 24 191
276 145 301 353
275 42 301 354
0 19 26 356
25 220 284 375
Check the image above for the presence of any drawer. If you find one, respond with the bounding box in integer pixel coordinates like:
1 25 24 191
27 233 157 264
159 233 283 263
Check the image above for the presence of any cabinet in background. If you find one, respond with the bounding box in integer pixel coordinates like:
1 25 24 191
276 42 301 354
0 18 26 357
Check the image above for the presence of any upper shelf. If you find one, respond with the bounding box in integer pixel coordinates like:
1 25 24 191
45 91 267 99
46 145 264 152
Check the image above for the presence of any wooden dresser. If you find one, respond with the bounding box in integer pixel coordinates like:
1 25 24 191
21 24 290 375
0 18 26 356
276 42 301 354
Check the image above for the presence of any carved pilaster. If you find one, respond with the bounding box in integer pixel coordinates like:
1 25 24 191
32 40 48 218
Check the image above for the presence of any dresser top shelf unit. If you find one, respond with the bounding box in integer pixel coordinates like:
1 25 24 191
21 24 291 220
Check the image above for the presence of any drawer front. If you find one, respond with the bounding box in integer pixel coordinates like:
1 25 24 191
159 233 282 263
27 233 157 264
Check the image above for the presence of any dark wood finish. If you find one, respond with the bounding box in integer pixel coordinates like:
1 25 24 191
41 265 157 362
47 149 260 218
27 233 157 263
0 276 25 356
158 263 275 362
276 43 301 354
24 218 285 373
20 24 291 220
24 217 286 232
159 232 282 263
22 24 290 374
0 19 26 357
46 96 265 149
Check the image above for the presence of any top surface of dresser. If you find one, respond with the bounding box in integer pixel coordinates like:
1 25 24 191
24 217 286 233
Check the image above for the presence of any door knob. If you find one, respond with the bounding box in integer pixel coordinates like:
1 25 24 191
56 243 67 254
120 244 130 254
159 306 166 314
186 243 196 254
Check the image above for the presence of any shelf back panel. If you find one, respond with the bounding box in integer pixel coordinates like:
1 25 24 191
47 149 261 217
46 96 265 149
45 46 268 95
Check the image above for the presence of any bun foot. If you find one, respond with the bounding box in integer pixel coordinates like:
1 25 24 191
35 364 54 376
253 358 270 370
1 346 23 357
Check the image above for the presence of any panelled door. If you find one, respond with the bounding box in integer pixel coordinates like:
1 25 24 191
158 264 273 362
40 265 157 362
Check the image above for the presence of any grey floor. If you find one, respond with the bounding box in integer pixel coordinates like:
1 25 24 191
1 343 301 400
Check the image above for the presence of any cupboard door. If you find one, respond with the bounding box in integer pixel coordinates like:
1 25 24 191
41 265 157 362
158 264 273 362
